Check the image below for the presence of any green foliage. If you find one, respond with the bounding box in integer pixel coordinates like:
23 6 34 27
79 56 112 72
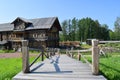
81 54 120 80
100 56 120 80
114 17 120 40
100 24 110 40
60 16 120 41
109 30 116 40
60 17 110 41
0 50 15 53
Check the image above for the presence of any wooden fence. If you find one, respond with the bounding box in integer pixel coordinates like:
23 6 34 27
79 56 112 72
66 40 99 75
21 40 59 73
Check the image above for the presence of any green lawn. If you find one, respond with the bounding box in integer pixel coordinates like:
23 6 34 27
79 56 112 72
82 54 120 80
81 44 91 49
0 49 40 54
0 57 40 80
0 50 15 53
0 58 21 80
100 56 120 80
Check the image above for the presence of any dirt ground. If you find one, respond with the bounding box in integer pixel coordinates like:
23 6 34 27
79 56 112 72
0 52 39 58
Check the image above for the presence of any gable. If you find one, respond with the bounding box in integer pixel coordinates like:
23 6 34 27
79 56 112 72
51 26 58 32
14 19 25 30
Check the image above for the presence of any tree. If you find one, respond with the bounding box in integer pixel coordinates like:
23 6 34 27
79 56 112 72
78 18 86 41
60 17 111 42
114 17 120 40
71 18 77 41
78 17 102 41
100 24 110 40
109 30 115 40
61 20 68 41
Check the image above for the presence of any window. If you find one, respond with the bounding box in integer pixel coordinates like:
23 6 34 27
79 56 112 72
33 33 37 38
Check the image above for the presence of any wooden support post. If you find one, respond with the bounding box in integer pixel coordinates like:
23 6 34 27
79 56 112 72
92 40 99 75
41 51 44 61
22 40 30 73
78 50 81 61
41 45 45 61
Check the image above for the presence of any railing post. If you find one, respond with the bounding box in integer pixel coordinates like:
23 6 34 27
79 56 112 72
78 50 81 61
92 40 99 75
41 45 45 61
41 50 44 61
22 40 30 73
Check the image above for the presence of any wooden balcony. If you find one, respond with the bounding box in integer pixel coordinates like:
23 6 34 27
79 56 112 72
27 36 48 41
8 37 24 42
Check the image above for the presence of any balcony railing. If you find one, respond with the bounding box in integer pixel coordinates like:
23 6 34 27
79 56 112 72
9 37 24 40
27 36 48 41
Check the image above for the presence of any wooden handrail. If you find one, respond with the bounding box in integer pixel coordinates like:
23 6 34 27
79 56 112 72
29 53 42 67
66 49 92 65
79 52 92 67
66 40 99 75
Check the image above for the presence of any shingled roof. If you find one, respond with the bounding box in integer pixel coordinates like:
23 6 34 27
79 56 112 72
0 23 14 32
0 17 62 32
11 17 32 24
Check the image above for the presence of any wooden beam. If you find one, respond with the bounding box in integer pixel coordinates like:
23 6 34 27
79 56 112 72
92 40 99 75
99 41 120 44
22 40 30 73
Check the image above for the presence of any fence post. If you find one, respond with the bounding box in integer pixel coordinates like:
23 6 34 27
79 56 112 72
41 45 45 61
92 40 99 75
78 50 81 61
22 40 30 73
41 50 44 61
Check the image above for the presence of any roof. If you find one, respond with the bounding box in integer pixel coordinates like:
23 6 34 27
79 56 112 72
0 23 14 32
0 17 61 32
0 40 8 45
26 17 56 30
11 17 32 24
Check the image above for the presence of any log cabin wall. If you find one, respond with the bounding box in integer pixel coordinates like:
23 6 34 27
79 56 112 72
0 17 62 50
47 26 59 48
0 33 1 41
27 30 47 48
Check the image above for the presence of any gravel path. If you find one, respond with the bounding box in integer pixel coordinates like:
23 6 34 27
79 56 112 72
0 52 39 58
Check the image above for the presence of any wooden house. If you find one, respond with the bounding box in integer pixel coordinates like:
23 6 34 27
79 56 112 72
0 17 62 50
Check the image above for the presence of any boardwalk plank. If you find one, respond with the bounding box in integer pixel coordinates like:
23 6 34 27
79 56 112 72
13 55 106 80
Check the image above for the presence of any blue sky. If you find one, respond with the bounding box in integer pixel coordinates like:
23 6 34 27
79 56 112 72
0 0 120 30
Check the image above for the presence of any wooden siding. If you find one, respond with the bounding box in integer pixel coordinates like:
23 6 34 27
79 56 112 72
14 20 25 30
0 25 60 49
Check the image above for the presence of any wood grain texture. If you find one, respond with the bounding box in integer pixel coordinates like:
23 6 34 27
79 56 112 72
13 55 106 80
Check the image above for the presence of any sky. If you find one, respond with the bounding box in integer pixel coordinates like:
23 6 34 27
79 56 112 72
0 0 120 30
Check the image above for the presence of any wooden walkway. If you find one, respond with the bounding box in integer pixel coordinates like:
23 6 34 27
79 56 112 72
13 55 106 80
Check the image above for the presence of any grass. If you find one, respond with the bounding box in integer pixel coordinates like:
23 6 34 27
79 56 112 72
81 44 91 49
29 50 40 54
99 56 120 80
0 49 41 54
0 50 15 53
0 56 40 80
0 58 21 80
77 53 120 80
